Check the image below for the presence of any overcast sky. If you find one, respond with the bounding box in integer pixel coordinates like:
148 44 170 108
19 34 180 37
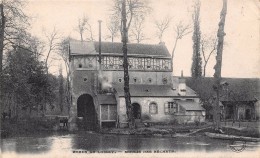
26 0 260 78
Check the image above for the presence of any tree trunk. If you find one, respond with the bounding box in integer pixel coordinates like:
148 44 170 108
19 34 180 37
0 3 5 116
213 0 227 130
171 37 179 66
203 62 207 77
122 0 135 129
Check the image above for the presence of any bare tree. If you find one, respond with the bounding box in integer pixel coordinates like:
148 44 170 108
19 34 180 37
43 27 60 75
201 35 217 77
130 15 146 43
171 21 191 60
213 0 227 130
57 37 71 113
106 16 120 42
112 0 150 128
154 16 172 43
75 15 94 41
111 0 151 38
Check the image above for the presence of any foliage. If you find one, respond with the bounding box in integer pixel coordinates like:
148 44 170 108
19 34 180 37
0 0 29 116
191 0 202 78
2 43 60 119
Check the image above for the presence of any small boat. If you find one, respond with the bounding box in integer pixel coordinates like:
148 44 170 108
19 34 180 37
205 132 260 142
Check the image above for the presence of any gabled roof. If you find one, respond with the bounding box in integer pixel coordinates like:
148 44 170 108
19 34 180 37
186 77 260 101
69 39 171 58
176 100 205 111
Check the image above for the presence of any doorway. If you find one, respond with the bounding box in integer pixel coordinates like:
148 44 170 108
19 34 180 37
132 103 141 119
77 94 97 130
245 109 251 120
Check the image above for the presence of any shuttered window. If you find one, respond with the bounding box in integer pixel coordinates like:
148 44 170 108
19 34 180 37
164 102 178 115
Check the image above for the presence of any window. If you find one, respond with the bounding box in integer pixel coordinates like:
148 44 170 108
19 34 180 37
149 102 158 114
114 57 119 69
78 63 82 68
148 78 152 83
162 78 168 84
145 58 152 69
119 58 123 69
83 78 88 82
102 56 109 69
118 78 122 83
128 58 133 69
133 77 137 83
162 59 171 70
164 102 178 114
108 56 114 68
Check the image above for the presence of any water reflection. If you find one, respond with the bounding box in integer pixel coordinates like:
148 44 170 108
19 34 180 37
1 132 259 154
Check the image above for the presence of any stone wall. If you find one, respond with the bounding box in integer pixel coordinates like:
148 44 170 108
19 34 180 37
117 96 204 126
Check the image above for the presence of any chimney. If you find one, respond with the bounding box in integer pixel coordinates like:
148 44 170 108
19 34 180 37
178 70 186 96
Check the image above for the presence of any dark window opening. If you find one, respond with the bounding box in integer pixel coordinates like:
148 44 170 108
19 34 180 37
162 78 167 84
148 78 152 83
84 78 88 82
78 63 82 68
132 103 141 119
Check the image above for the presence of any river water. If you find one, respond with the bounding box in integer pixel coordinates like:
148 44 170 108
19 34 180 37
1 132 259 157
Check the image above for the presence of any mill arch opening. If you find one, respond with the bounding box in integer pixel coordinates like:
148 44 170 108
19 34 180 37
77 94 97 130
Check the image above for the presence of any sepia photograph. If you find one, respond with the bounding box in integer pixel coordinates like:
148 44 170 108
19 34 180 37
0 0 259 157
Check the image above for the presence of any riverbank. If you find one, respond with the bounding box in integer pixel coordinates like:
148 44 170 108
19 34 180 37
2 119 259 141
100 123 260 140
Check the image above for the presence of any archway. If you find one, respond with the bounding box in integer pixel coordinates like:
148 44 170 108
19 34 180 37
77 94 96 130
132 103 141 119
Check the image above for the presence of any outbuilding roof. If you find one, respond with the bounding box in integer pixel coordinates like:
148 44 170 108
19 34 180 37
186 77 260 102
69 40 171 58
97 94 117 105
176 100 205 111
